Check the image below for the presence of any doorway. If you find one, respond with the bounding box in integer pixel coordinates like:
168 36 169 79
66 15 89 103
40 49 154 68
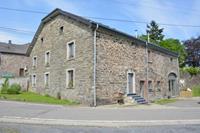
127 72 135 94
168 73 177 96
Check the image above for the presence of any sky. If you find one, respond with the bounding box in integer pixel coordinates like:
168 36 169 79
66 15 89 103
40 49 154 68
0 0 200 44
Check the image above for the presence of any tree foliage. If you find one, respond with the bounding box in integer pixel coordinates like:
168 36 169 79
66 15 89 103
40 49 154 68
160 39 187 67
139 20 186 67
139 20 164 44
183 36 200 67
147 20 164 43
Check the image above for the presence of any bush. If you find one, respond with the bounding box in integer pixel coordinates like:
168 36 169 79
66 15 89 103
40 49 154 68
7 84 21 94
0 78 9 94
181 67 200 76
192 85 200 97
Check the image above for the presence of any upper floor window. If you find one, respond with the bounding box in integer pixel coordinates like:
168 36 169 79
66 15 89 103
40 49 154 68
41 37 44 43
45 51 50 67
67 41 75 60
148 50 153 63
59 26 64 34
32 56 37 68
170 58 173 62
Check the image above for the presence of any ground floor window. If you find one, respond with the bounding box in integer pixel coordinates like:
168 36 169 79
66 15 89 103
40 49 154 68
32 74 36 87
156 81 161 92
44 72 50 88
66 69 75 88
148 81 153 92
19 68 24 77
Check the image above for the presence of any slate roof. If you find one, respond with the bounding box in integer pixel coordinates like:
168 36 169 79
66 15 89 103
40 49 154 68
30 8 179 57
0 42 30 55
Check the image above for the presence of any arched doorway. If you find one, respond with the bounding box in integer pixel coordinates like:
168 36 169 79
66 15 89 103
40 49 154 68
168 73 177 97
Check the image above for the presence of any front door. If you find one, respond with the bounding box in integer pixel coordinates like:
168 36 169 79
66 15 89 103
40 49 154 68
127 72 135 94
140 81 145 97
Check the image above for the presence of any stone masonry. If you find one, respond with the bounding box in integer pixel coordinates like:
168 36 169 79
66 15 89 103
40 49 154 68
29 9 179 105
0 53 29 77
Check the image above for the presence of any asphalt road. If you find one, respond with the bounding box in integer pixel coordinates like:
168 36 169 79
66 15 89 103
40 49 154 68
0 100 200 121
0 123 200 133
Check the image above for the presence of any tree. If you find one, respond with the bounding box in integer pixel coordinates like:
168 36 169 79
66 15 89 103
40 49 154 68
139 20 164 44
183 36 200 67
147 20 164 43
160 38 186 67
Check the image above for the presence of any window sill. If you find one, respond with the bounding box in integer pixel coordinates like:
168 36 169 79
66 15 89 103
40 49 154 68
148 61 153 64
32 66 36 69
67 57 75 61
66 87 74 89
45 64 50 67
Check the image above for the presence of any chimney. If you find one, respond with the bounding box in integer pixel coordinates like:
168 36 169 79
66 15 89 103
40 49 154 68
8 40 12 44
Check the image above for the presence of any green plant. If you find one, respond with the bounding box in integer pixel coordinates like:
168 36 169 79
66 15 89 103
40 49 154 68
7 83 21 94
192 85 200 97
181 67 200 76
0 78 9 94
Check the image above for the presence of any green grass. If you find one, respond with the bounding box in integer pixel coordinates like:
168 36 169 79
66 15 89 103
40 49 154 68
192 85 200 97
0 92 79 105
154 98 177 105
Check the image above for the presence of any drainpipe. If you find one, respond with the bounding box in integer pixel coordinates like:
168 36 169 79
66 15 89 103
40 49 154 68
145 32 149 102
93 23 99 107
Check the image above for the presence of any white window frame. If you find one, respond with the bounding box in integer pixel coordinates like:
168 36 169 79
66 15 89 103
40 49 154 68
44 72 50 87
32 56 37 67
66 69 75 88
32 74 36 87
66 40 75 60
45 50 50 66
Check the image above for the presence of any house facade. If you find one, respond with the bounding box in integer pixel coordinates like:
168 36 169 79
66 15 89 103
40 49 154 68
29 9 179 105
0 41 30 78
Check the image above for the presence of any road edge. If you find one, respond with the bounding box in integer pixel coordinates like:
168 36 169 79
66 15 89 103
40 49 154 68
1 116 200 127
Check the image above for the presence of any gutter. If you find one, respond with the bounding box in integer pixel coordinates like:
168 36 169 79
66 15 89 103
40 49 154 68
93 23 99 107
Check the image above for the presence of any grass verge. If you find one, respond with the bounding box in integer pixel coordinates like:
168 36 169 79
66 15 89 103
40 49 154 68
192 85 200 97
0 92 79 105
154 98 177 105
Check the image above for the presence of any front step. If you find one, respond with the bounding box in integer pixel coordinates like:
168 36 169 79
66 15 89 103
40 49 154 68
127 93 148 104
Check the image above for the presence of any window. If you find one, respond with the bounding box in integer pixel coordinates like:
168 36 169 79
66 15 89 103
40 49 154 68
45 51 50 66
32 74 36 87
41 37 44 43
148 81 153 92
44 72 50 88
59 26 64 34
19 68 24 77
32 56 37 68
67 41 75 59
148 50 152 63
66 69 75 88
170 58 173 62
156 81 161 92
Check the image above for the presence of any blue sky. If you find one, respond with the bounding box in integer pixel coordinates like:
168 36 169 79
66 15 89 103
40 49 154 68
0 0 200 44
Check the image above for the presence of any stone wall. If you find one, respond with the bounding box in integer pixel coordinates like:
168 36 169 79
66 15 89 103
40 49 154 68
95 28 179 104
29 15 94 105
0 53 30 77
180 72 200 89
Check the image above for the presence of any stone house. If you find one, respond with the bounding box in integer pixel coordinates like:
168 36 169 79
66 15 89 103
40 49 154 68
0 41 30 78
29 9 179 105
